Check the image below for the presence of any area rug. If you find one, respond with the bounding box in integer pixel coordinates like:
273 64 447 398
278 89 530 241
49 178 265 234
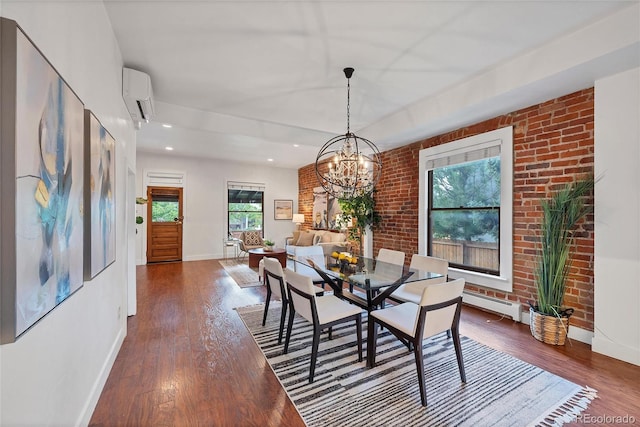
236 303 597 427
220 259 262 288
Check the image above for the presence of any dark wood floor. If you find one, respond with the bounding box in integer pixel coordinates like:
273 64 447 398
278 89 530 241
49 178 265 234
90 259 640 426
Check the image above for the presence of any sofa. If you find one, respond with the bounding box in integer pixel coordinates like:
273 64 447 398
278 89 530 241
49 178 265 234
285 229 349 260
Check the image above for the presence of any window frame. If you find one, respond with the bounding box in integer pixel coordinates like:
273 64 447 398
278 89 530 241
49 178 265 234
418 126 513 292
226 182 265 237
427 157 501 275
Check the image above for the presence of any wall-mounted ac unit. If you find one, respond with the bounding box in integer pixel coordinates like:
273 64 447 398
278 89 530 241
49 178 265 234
122 67 155 129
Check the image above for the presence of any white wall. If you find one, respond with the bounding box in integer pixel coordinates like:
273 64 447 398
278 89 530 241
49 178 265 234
0 1 136 425
136 152 299 264
593 67 640 366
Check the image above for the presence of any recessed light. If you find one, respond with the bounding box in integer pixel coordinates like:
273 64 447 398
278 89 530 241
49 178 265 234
162 123 172 128
293 144 299 147
165 146 174 151
267 158 274 162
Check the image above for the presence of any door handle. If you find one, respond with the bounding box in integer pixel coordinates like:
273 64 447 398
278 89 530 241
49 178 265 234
174 216 184 225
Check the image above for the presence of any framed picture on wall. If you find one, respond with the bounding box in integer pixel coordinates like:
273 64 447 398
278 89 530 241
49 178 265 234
312 187 328 229
1 18 85 343
84 110 116 280
274 199 293 220
327 194 343 230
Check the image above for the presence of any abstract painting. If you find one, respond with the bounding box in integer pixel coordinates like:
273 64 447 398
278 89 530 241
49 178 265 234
327 194 343 230
1 18 84 342
312 187 327 229
84 111 116 279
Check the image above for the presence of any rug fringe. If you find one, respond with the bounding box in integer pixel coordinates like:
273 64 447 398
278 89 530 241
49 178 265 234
534 386 598 427
234 302 272 313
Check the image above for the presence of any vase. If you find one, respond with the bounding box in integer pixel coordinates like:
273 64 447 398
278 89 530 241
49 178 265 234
264 245 273 252
529 307 570 345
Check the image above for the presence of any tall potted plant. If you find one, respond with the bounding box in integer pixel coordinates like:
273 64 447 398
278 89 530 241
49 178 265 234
338 191 381 257
529 175 595 345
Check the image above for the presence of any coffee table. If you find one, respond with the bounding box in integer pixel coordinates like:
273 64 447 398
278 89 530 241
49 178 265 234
248 248 287 269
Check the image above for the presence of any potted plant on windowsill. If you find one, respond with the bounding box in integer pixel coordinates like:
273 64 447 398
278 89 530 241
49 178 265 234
529 175 595 345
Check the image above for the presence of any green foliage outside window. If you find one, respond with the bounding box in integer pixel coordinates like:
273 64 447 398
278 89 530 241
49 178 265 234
229 202 263 232
431 157 500 242
152 201 179 222
429 157 501 273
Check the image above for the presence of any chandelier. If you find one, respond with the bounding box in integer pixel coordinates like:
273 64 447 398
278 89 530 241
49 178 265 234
315 68 382 199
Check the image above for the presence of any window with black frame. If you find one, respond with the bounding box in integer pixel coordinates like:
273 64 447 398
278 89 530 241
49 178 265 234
227 183 264 238
428 156 501 275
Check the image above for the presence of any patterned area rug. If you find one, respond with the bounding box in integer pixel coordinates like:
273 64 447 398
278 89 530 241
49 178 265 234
220 259 262 288
236 303 597 427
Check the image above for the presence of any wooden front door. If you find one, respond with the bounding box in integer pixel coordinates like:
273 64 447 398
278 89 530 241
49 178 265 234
146 186 183 263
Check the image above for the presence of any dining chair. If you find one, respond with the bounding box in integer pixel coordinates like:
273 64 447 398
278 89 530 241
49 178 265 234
293 250 331 290
284 269 363 383
372 248 406 306
376 248 406 266
262 257 324 344
367 278 466 406
388 254 448 304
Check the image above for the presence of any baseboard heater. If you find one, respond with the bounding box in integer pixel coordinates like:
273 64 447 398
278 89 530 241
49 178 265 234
462 291 521 322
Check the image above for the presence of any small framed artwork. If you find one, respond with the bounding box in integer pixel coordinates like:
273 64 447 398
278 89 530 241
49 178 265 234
274 199 293 220
84 110 116 280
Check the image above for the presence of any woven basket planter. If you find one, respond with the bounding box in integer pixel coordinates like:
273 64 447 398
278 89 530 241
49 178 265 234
529 307 570 345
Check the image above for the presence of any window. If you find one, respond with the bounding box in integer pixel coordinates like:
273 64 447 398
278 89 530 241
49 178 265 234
429 157 500 274
419 127 513 292
151 198 180 222
227 182 265 238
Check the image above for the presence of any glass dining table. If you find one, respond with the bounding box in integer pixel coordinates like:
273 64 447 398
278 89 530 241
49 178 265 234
293 256 443 311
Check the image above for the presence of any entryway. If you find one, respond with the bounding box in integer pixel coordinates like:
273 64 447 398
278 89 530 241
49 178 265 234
146 186 184 263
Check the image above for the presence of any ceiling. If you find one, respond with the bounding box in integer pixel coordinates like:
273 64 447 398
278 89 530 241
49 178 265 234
103 1 638 169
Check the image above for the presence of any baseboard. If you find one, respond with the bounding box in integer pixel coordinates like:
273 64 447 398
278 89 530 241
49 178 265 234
76 326 126 426
592 334 640 366
137 254 226 264
462 291 522 322
183 253 218 262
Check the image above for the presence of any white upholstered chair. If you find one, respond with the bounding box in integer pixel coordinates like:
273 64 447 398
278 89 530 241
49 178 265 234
367 278 466 406
376 248 405 266
372 248 406 305
389 254 448 304
291 245 330 289
262 257 323 344
284 269 363 383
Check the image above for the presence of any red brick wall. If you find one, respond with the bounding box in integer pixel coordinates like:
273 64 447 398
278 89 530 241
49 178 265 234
298 88 595 331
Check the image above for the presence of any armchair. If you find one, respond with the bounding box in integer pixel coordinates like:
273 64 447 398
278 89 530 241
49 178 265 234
238 230 264 258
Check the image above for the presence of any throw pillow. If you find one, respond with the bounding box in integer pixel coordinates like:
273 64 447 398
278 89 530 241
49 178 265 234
320 232 333 243
296 231 315 246
331 233 346 242
291 231 301 245
244 231 263 246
